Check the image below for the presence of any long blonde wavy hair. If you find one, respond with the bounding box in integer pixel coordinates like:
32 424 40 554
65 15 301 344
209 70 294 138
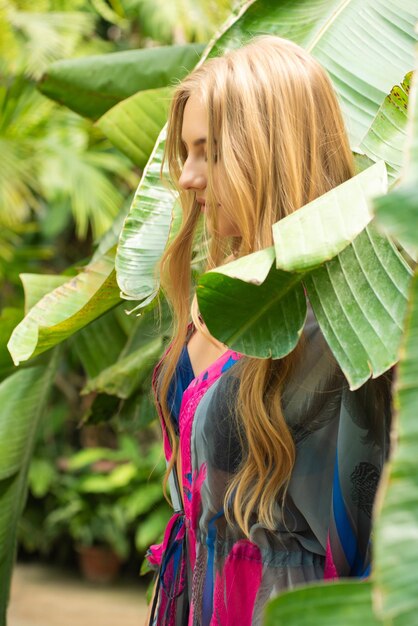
156 35 355 537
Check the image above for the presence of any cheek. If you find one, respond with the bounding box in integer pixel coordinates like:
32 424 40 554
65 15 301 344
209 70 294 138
208 169 241 237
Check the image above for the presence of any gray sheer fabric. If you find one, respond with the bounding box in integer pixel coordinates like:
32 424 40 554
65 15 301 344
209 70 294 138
148 307 391 625
188 308 391 622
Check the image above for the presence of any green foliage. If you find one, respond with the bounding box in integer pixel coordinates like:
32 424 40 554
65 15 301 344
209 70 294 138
273 161 387 271
38 44 205 120
209 0 417 148
2 0 418 624
370 67 418 626
96 86 172 168
360 73 412 182
7 249 121 365
42 436 170 560
115 131 178 308
0 80 136 239
199 256 307 359
81 335 163 399
0 81 49 226
197 164 411 389
0 2 97 79
0 352 58 625
264 581 380 626
0 1 138 245
120 0 236 45
39 111 137 240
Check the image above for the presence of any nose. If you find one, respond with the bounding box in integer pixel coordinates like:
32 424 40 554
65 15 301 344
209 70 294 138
178 157 206 191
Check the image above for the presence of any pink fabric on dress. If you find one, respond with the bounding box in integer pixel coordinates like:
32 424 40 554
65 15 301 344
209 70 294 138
179 350 242 524
324 533 339 580
210 540 263 626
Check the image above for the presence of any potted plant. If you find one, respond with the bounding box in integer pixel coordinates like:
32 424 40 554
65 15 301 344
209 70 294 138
43 435 171 583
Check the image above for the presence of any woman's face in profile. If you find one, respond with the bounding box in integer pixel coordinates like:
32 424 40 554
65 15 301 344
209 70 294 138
179 93 240 238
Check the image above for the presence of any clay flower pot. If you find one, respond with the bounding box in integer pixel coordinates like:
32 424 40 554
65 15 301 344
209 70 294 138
76 544 122 584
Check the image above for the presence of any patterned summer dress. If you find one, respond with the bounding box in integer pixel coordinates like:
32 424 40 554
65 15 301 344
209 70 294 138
146 308 391 625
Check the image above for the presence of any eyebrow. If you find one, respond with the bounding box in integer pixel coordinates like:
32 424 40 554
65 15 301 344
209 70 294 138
181 137 207 147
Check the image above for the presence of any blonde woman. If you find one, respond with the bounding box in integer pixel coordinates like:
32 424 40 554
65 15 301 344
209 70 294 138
145 36 391 625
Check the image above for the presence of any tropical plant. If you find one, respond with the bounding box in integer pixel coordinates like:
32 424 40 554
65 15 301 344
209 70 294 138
41 435 171 561
2 1 418 625
263 46 418 626
0 349 59 622
117 0 238 45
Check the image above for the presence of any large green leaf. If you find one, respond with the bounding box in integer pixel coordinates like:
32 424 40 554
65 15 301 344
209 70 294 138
38 43 205 120
198 159 410 388
96 87 172 168
116 128 178 309
0 353 58 624
305 224 411 389
76 295 171 398
199 221 411 389
372 54 418 625
375 181 418 254
372 270 418 625
359 73 412 182
197 248 307 358
273 161 387 271
81 335 163 399
374 69 418 251
210 0 417 148
70 305 130 379
7 250 120 366
264 581 380 626
20 273 69 314
0 308 22 381
115 1 417 311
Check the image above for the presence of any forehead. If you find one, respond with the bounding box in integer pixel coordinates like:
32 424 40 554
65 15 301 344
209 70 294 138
181 93 208 145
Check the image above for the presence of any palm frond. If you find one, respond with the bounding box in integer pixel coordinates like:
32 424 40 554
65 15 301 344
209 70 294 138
39 112 136 239
9 9 96 78
122 0 235 43
0 81 54 225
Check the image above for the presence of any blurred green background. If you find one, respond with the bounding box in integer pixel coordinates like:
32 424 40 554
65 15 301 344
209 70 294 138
0 0 236 585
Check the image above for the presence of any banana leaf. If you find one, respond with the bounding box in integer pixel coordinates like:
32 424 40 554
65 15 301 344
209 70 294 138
0 351 58 624
70 305 129 379
20 273 69 313
81 335 163 399
273 161 386 271
7 250 120 366
372 56 418 626
96 87 172 169
210 0 417 148
115 0 417 308
375 181 418 254
38 43 205 120
359 73 412 182
372 270 418 625
0 308 22 381
264 580 380 626
198 163 410 389
374 68 418 251
304 224 411 389
115 128 177 309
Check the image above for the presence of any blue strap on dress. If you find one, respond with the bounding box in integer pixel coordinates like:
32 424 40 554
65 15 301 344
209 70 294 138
166 345 195 435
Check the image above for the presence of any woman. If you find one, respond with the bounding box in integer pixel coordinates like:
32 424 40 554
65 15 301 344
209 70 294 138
145 36 391 625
